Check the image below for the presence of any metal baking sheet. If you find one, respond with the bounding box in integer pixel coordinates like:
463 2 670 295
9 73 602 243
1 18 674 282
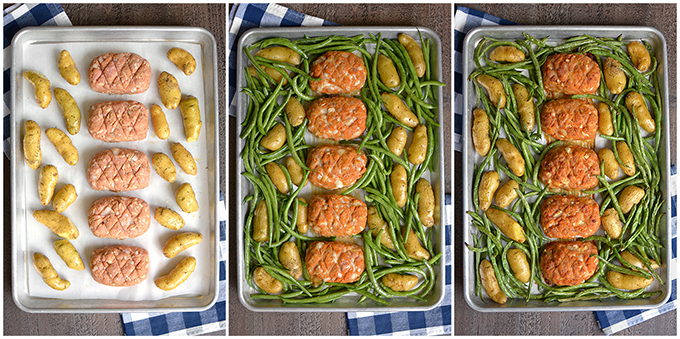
236 26 445 312
462 26 671 311
10 26 220 313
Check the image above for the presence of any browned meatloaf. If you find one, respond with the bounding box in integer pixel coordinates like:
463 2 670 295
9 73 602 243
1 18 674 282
542 54 601 99
90 245 149 287
306 96 367 141
88 101 149 142
87 148 150 191
541 99 598 141
540 241 599 286
540 145 600 191
540 195 600 239
308 195 367 237
309 51 367 94
305 241 365 286
88 196 150 239
88 52 151 94
306 145 367 190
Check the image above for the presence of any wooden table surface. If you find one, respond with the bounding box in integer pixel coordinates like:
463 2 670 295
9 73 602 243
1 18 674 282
3 3 226 336
454 4 677 336
227 3 451 335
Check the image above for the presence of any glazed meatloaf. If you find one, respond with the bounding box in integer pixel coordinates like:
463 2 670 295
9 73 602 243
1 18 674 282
308 195 367 237
541 99 598 141
540 195 600 239
88 101 149 142
309 51 367 94
88 52 151 94
88 196 150 239
542 54 601 99
87 148 150 191
90 245 149 287
307 145 367 190
540 241 599 286
307 96 367 141
540 145 600 191
305 241 365 286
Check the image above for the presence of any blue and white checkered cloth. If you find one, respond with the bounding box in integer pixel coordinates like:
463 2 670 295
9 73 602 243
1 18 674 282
229 3 451 336
4 3 226 335
455 6 678 335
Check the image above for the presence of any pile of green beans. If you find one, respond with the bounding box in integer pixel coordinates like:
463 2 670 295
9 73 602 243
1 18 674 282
241 33 444 305
467 34 665 303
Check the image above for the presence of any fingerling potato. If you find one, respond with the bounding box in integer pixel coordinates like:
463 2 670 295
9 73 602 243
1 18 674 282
155 257 197 291
601 208 622 239
155 207 185 230
407 124 428 165
386 126 408 156
33 253 70 290
377 54 400 88
170 143 197 176
32 210 79 239
162 232 203 258
489 45 525 63
618 185 645 214
415 178 435 227
404 228 430 261
150 105 170 140
285 97 306 127
480 259 506 304
620 250 659 271
627 41 651 72
285 157 306 187
58 50 80 85
478 171 500 211
265 162 289 194
260 123 287 151
390 163 408 208
495 179 519 209
23 120 42 170
616 141 636 176
381 273 418 292
253 200 269 242
53 239 84 270
52 184 77 213
381 92 418 128
507 248 530 283
625 91 655 133
167 47 197 76
158 71 181 110
23 70 51 109
598 148 620 180
175 182 199 213
279 242 303 279
152 152 177 183
38 165 59 206
603 57 626 94
45 128 78 166
248 65 288 86
485 208 526 243
398 33 425 78
472 108 490 157
598 102 614 136
497 138 525 177
179 96 202 142
295 197 308 234
512 84 535 131
54 88 81 135
256 46 301 66
606 270 653 290
476 74 505 109
367 206 395 250
253 266 282 294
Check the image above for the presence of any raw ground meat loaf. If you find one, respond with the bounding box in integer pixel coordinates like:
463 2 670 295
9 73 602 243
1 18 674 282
90 245 149 287
306 145 367 190
88 196 150 239
88 52 151 94
88 101 149 142
542 53 601 99
539 145 600 191
306 96 367 141
541 99 598 141
540 240 599 286
87 148 150 191
540 195 600 239
309 51 367 94
305 241 365 286
308 195 367 237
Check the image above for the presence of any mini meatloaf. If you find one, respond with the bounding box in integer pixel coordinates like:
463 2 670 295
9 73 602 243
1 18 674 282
541 99 598 140
88 101 149 142
308 195 367 237
90 245 149 287
305 241 365 286
540 241 599 286
88 52 151 94
307 96 367 140
540 145 600 191
87 148 150 191
88 196 150 239
542 54 600 99
307 145 367 190
309 51 367 94
540 195 600 239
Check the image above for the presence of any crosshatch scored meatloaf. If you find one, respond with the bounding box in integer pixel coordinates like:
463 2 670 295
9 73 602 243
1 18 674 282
540 240 599 286
542 53 601 99
88 52 151 94
90 245 149 287
309 51 367 94
541 99 598 141
305 241 365 286
307 145 367 190
308 195 367 237
540 195 600 239
87 148 150 191
88 196 150 239
539 145 600 191
88 101 149 142
306 96 367 141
